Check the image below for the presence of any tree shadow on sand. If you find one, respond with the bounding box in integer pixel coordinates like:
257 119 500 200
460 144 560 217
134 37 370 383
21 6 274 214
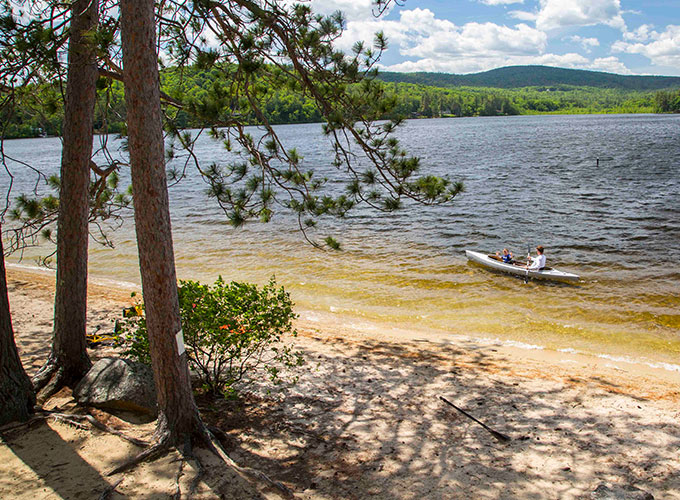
203 335 680 499
1 421 117 499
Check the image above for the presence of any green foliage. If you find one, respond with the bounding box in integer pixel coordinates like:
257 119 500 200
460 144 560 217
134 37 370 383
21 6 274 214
120 277 303 397
324 236 341 250
117 303 150 364
654 89 680 113
2 67 670 140
1 1 461 250
381 81 658 118
154 0 464 245
5 159 131 255
0 84 64 138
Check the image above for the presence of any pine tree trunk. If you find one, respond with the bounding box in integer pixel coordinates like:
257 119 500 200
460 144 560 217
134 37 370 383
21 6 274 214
0 224 36 425
120 0 201 444
32 0 99 397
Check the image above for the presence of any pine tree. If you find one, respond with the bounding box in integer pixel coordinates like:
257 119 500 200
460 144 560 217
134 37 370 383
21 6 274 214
1 1 130 400
31 0 100 399
119 0 206 447
0 223 36 426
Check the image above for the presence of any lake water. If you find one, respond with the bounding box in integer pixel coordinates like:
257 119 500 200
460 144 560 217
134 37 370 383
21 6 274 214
3 114 680 370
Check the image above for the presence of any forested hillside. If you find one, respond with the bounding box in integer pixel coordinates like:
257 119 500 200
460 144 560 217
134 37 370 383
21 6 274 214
378 65 680 91
2 65 679 139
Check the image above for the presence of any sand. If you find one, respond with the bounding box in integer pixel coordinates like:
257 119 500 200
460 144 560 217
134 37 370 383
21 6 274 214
1 266 679 499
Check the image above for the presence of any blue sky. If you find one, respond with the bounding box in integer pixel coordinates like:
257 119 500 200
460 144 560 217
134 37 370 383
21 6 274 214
306 0 680 76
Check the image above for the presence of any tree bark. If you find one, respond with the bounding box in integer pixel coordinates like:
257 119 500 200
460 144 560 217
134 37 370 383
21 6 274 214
0 224 36 425
32 0 100 397
119 0 202 444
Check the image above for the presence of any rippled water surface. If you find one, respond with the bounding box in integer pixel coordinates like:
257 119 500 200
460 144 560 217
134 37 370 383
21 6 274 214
3 114 680 367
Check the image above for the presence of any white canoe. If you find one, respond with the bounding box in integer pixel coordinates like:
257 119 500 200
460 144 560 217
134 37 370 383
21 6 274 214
465 250 580 283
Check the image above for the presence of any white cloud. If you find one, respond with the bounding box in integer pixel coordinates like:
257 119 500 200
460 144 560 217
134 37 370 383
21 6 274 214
382 52 589 74
337 8 546 57
403 21 547 58
587 56 632 74
281 0 378 22
305 0 387 22
327 5 635 76
568 35 600 52
541 0 625 31
613 25 680 68
509 10 538 22
382 51 633 75
478 0 525 5
623 24 655 42
513 0 625 32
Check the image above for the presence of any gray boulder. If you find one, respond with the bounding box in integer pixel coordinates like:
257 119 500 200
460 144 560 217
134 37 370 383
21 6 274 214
591 484 654 500
74 357 157 416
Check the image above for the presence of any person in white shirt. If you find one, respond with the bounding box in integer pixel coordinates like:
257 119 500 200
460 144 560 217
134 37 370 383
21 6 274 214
527 245 546 270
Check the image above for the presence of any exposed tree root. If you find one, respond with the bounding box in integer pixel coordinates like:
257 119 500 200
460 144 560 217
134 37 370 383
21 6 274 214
207 425 294 499
49 412 89 430
83 413 149 447
107 438 172 476
6 409 293 498
3 409 151 449
187 454 205 498
31 362 66 403
172 454 186 500
166 437 207 500
42 411 150 447
98 477 124 500
105 424 293 499
0 415 45 434
171 436 206 499
32 353 91 403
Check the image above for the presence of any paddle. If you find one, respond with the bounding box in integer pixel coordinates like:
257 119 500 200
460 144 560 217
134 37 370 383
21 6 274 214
524 244 531 283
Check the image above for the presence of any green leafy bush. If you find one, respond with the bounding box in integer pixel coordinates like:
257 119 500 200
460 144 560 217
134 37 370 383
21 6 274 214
119 277 303 396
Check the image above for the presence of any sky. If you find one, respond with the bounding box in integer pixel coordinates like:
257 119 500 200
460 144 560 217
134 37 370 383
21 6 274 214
304 0 680 76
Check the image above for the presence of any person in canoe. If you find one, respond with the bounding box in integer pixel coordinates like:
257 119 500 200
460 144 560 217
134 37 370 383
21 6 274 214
495 248 514 264
525 245 546 270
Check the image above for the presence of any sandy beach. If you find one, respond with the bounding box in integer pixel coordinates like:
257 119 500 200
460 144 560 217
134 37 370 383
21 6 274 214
1 266 679 499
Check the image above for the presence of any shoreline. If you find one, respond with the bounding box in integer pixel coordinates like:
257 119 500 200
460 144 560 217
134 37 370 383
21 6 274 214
9 262 680 384
3 266 680 498
295 309 680 402
2 112 672 141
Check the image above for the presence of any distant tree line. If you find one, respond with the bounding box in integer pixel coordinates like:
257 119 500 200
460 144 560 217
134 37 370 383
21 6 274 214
654 89 680 113
382 83 660 118
2 66 678 139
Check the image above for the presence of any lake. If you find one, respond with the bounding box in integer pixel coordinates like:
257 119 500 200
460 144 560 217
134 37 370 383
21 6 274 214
3 114 680 370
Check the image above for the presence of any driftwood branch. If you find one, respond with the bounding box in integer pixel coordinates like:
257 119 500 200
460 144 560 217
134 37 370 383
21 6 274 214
439 395 512 443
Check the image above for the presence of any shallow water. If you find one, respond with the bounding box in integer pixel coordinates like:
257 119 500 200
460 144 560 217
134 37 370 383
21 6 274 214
3 114 680 368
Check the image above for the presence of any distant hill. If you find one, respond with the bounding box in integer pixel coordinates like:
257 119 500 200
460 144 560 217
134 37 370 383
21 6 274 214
377 65 680 91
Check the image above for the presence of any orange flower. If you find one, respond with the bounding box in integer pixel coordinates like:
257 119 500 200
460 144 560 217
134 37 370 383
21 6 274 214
219 325 229 330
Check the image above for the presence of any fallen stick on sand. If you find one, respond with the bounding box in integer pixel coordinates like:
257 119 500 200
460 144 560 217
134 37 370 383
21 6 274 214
439 395 512 443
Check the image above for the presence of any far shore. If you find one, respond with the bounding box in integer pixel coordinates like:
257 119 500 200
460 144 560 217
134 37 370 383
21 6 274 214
3 266 680 499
